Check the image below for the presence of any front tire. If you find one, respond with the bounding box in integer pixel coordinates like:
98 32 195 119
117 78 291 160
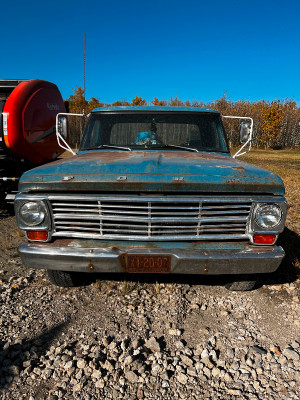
225 279 257 291
47 270 79 287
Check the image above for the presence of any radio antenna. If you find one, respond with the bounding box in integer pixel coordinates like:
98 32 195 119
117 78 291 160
83 33 86 116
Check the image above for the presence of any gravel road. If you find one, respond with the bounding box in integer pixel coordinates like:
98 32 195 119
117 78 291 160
0 213 299 400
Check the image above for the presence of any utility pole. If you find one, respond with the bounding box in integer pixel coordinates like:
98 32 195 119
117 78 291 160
83 33 86 116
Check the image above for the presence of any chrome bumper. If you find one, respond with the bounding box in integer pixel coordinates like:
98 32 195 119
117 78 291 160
18 240 285 275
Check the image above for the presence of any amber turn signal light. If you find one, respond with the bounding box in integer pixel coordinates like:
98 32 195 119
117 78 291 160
253 234 276 245
26 231 49 241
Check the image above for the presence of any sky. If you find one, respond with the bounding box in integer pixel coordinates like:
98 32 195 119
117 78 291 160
1 0 300 104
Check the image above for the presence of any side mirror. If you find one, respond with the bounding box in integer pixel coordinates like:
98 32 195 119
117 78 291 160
239 121 251 144
57 116 68 139
56 112 84 156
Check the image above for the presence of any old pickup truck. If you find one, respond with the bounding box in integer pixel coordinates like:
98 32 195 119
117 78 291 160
14 106 287 290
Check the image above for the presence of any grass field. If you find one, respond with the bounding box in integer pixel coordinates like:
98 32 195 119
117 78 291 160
240 148 300 279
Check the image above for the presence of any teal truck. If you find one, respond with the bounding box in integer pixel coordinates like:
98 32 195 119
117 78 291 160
14 107 287 291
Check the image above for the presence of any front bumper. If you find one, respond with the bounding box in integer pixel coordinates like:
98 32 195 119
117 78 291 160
18 239 285 275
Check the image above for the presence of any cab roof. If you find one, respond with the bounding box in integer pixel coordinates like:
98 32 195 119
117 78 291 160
91 106 219 114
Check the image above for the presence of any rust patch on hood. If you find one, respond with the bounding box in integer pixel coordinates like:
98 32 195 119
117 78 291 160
218 165 245 171
59 151 136 164
161 151 230 160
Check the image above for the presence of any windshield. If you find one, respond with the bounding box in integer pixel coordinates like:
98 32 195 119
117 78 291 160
80 112 228 152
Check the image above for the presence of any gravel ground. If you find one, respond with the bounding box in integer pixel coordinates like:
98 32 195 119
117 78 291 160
0 213 300 399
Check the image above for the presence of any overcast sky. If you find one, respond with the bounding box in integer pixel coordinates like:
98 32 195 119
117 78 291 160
2 0 299 104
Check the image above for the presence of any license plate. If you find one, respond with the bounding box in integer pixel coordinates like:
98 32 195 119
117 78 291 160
121 254 171 273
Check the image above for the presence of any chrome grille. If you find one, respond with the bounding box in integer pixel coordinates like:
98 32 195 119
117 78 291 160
49 195 252 241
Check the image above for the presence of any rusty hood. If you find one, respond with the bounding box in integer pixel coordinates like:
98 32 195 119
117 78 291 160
18 150 285 195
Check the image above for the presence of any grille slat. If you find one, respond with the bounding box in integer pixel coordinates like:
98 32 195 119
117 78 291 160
56 226 102 232
53 214 248 223
50 196 252 241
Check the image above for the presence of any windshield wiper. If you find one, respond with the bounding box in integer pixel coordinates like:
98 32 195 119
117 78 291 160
88 144 132 151
161 144 199 152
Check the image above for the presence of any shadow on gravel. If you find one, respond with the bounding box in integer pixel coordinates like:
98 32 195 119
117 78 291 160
0 321 68 390
267 227 300 285
74 227 300 292
0 203 15 219
84 273 259 292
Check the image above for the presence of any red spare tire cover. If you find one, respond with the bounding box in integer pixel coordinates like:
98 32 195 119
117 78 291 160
3 79 66 164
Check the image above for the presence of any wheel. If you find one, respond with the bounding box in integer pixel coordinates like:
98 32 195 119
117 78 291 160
225 279 257 291
47 270 80 287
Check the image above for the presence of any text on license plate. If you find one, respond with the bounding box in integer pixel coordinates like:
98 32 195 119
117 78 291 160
121 255 171 273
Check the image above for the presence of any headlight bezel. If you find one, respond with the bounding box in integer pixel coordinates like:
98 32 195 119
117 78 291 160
19 201 46 226
254 203 282 229
15 197 51 231
249 198 287 245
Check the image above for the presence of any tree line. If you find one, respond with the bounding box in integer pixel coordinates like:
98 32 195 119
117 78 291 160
66 87 300 149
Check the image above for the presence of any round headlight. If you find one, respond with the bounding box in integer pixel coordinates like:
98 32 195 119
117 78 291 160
19 202 45 226
255 204 282 229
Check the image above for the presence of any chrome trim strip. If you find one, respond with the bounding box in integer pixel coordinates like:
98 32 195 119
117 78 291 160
50 232 250 241
15 193 286 203
47 195 278 203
